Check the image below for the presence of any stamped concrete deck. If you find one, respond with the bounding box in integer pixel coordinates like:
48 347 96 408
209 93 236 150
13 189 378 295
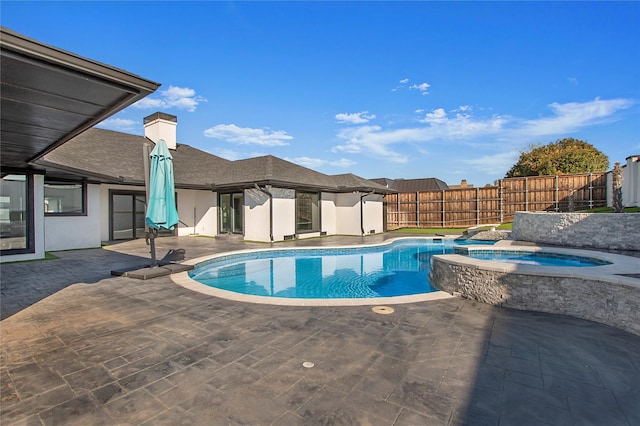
1 234 639 425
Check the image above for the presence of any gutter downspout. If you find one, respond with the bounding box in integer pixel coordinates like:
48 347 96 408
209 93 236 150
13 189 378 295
255 184 274 242
360 191 375 236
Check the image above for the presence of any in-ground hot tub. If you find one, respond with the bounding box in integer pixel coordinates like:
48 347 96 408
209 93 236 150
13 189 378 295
429 241 640 335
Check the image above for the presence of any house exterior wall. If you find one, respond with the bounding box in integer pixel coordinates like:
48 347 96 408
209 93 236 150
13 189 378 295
321 193 337 235
45 183 101 251
335 193 361 235
607 155 640 207
362 194 384 234
175 189 217 236
98 184 216 242
621 155 639 207
272 188 296 240
243 188 271 241
240 189 385 242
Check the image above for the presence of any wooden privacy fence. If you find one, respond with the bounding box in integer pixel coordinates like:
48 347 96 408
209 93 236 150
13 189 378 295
385 172 607 229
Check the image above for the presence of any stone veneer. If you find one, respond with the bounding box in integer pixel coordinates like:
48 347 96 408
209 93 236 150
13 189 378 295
511 212 640 251
429 247 640 336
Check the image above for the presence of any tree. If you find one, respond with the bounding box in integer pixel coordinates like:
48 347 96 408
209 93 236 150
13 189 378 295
505 138 610 178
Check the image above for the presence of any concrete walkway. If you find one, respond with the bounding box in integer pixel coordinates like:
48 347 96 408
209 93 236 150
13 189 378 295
1 235 639 425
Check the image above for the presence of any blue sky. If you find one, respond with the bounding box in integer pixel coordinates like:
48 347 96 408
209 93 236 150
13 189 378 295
3 1 639 186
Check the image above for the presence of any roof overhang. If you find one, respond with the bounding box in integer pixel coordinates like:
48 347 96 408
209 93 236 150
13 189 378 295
1 27 160 171
211 180 396 194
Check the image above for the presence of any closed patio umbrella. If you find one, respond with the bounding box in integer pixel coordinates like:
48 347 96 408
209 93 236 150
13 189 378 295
145 139 179 266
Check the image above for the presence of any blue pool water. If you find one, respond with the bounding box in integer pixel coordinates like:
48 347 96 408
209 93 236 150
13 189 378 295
188 239 609 299
461 250 612 267
189 239 457 299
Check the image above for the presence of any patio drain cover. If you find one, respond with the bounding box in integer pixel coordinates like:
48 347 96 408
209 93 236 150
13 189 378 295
302 361 315 368
372 306 395 315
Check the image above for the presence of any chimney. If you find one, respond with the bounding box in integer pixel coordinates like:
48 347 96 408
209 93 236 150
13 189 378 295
144 112 177 150
460 179 467 187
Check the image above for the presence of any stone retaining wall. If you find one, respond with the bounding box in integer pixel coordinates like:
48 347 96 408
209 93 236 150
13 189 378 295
429 257 640 336
511 212 640 251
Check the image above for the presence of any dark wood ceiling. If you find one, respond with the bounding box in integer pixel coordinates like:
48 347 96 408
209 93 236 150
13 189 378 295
1 27 160 171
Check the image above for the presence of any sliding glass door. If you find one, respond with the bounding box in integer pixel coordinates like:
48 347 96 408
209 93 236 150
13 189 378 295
219 193 243 233
110 191 146 240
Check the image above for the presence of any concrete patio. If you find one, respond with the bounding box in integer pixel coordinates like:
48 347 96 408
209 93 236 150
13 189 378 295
1 234 639 425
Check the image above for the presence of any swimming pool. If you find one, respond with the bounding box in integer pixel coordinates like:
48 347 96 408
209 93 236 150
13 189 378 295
189 238 460 299
455 248 613 267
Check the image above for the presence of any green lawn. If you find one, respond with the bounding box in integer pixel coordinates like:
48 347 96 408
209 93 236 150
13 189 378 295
389 223 512 234
577 206 640 213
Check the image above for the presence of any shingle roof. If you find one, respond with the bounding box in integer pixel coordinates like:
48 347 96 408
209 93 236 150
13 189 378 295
39 128 394 193
38 128 229 188
369 177 449 192
215 155 340 190
332 174 394 192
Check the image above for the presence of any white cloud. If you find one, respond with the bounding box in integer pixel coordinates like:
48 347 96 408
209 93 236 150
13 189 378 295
335 111 376 124
203 124 293 146
285 157 356 169
330 97 634 167
133 85 206 112
515 97 635 137
393 78 410 92
207 148 245 161
423 108 447 124
461 151 520 174
97 117 137 132
418 108 508 137
332 125 410 163
409 82 430 95
453 105 472 113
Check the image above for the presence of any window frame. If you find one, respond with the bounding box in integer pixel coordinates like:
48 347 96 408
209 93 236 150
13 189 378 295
44 180 87 216
0 172 35 255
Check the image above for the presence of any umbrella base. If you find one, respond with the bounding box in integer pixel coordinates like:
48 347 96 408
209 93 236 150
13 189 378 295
111 263 194 280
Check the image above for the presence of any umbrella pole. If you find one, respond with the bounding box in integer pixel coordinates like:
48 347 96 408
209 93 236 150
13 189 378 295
149 228 158 267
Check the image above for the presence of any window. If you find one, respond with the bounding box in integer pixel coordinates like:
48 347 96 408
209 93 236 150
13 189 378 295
0 173 33 253
44 182 85 215
296 191 319 232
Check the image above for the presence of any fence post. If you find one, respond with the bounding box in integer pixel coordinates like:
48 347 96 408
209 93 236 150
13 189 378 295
499 179 503 223
441 190 445 228
524 177 529 212
476 187 480 225
397 194 400 228
589 173 594 209
416 191 419 228
555 175 559 212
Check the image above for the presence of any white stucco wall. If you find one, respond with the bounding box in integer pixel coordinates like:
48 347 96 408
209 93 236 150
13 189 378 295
362 194 384 235
175 189 217 236
234 188 385 242
624 155 639 207
272 188 296 240
607 155 640 207
99 184 217 241
243 188 271 242
335 193 361 235
320 193 337 235
45 183 101 251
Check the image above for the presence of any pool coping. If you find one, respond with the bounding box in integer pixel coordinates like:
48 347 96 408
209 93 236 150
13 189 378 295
171 236 458 306
429 240 640 336
437 240 640 286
